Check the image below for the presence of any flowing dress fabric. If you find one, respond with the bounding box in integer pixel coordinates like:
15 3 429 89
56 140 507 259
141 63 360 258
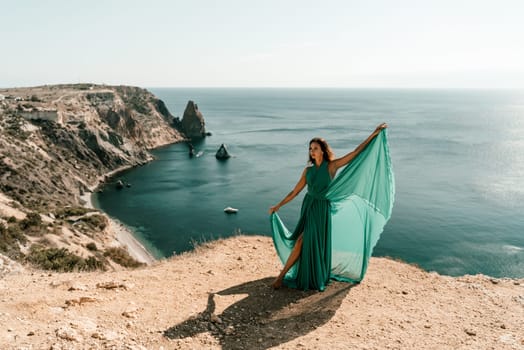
271 130 395 290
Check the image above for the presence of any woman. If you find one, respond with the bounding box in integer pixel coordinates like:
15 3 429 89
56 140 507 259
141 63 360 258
269 123 391 291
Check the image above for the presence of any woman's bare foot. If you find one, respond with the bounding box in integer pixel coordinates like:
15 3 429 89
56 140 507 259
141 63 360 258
272 277 283 289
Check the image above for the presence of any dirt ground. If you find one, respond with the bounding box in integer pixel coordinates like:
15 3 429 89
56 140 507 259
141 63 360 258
1 235 523 349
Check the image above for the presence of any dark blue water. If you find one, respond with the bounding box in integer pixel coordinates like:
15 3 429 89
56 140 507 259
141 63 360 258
94 88 524 277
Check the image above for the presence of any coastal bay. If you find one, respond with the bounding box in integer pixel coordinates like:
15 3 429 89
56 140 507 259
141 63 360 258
96 88 524 278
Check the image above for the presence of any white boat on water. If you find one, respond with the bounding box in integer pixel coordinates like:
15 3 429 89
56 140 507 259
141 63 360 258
223 206 238 214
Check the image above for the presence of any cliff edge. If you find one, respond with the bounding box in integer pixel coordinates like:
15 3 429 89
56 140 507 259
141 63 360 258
1 235 522 349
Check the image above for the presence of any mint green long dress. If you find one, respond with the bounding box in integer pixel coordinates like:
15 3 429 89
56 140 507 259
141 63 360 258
270 130 394 291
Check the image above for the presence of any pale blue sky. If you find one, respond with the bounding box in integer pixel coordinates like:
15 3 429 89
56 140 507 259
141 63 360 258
1 0 523 88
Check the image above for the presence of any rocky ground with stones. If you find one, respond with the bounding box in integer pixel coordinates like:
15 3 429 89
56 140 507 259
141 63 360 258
1 235 523 350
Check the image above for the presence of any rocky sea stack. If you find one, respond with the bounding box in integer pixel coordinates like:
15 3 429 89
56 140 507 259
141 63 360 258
179 100 207 139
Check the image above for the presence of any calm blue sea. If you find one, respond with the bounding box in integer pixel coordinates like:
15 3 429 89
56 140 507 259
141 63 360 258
93 88 524 278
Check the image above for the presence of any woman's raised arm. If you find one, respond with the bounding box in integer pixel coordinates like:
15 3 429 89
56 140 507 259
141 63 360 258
328 123 388 176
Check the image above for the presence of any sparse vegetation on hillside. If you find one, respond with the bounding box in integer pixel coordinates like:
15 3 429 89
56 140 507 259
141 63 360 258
54 206 95 218
80 213 108 231
0 210 141 271
104 247 145 268
86 92 114 105
73 83 93 90
0 221 26 260
26 244 105 272
3 113 30 140
115 86 152 114
19 212 43 231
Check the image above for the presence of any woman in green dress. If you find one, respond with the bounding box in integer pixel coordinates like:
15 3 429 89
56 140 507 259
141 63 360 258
269 123 391 291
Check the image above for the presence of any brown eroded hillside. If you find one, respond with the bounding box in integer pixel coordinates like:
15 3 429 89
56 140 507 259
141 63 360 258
0 84 184 272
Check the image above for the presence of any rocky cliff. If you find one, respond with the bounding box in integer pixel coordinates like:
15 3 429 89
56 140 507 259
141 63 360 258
0 84 185 271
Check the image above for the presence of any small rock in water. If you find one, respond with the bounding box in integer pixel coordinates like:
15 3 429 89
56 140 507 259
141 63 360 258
215 143 231 159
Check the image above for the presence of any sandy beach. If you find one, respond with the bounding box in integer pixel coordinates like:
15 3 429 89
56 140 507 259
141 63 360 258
79 165 156 265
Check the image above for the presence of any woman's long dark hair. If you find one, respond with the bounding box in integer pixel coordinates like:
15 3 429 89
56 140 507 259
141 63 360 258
309 137 335 163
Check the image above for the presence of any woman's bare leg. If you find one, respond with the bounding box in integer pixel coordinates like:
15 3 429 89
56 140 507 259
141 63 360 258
272 235 303 289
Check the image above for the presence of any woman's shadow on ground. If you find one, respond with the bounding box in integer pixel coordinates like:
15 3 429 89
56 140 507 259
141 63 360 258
164 277 354 349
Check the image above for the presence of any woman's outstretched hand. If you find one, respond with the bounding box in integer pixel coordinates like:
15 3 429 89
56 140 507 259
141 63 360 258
375 122 388 132
373 123 388 136
269 205 280 214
